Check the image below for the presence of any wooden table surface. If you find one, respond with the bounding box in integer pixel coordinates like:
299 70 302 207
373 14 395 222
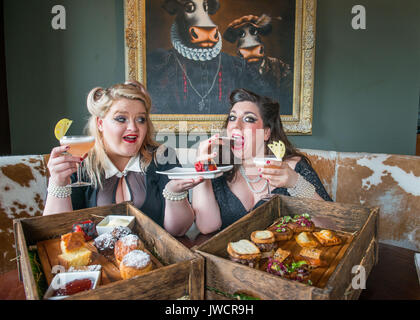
1 239 418 300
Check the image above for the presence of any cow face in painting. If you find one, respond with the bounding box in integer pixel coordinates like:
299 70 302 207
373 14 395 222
162 0 221 48
223 15 273 64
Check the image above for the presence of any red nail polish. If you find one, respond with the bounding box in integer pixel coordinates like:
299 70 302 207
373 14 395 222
266 160 270 164
259 175 262 178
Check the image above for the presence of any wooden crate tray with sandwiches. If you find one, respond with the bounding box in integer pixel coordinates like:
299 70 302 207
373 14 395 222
195 195 379 300
13 202 204 300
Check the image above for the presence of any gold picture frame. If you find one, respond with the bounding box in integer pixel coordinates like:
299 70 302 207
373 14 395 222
124 0 316 134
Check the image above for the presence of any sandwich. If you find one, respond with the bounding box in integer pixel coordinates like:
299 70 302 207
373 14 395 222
250 230 277 252
273 248 291 264
227 239 261 268
313 229 342 246
298 247 324 267
268 221 294 241
287 214 315 233
267 258 312 284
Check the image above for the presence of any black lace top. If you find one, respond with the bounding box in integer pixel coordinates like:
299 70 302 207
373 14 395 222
211 158 332 230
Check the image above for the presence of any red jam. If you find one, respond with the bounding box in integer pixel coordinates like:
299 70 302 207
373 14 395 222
53 278 93 296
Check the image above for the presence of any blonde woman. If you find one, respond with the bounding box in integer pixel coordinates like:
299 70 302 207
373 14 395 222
44 81 202 236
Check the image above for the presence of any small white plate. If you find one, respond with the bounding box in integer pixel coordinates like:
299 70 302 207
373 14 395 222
157 165 233 180
43 271 101 300
96 215 135 236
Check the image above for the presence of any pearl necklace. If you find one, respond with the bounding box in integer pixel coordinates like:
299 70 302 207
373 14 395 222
239 166 268 194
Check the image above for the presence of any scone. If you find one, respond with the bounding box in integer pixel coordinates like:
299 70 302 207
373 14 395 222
115 234 144 265
313 230 342 247
58 232 92 268
120 250 153 280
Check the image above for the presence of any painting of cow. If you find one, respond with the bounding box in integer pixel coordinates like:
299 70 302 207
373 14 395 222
145 0 296 116
146 0 263 115
223 14 293 114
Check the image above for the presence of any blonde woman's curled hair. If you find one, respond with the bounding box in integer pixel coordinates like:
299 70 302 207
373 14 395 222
83 80 159 189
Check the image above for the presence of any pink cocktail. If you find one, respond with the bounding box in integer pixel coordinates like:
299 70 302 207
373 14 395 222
253 155 282 201
60 135 95 187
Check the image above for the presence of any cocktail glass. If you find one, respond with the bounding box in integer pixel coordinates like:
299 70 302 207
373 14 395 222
60 135 95 187
253 155 281 201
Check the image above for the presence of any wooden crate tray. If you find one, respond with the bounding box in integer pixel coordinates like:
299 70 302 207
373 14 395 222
14 202 204 300
37 237 164 287
195 195 379 300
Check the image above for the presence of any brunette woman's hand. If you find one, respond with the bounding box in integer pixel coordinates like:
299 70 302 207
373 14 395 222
165 177 205 193
47 145 81 186
256 159 299 189
195 134 224 163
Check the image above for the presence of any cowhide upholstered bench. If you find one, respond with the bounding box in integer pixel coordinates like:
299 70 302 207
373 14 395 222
302 149 420 252
0 149 418 282
0 155 49 275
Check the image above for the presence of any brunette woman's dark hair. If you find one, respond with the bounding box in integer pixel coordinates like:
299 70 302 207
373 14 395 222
224 88 310 182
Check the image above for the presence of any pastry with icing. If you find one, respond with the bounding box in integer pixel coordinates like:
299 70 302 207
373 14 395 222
115 234 145 265
94 233 118 257
120 250 153 279
111 226 132 240
313 229 342 246
295 231 318 248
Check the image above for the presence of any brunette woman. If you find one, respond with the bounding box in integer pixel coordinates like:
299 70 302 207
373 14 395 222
192 88 331 234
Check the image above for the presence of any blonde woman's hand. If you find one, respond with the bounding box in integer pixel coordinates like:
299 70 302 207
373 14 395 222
165 177 205 193
257 159 299 189
47 145 82 186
